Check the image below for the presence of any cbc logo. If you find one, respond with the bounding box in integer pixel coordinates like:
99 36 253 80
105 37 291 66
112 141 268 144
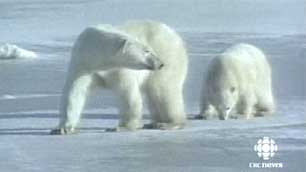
254 137 278 160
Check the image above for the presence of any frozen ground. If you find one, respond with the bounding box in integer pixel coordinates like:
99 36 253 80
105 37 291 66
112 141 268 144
0 0 305 172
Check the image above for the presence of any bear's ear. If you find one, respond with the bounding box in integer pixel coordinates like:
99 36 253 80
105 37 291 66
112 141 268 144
118 38 129 54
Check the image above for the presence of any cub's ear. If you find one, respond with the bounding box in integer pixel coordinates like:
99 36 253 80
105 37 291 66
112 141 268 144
118 38 129 54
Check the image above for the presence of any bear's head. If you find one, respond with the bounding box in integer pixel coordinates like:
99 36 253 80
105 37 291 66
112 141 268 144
216 85 238 120
115 37 164 71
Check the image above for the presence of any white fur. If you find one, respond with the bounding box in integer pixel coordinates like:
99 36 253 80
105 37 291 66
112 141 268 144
52 21 187 134
101 21 188 130
51 23 164 134
199 43 275 120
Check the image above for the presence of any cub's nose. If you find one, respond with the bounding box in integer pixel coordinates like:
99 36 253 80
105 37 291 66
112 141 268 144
146 57 164 70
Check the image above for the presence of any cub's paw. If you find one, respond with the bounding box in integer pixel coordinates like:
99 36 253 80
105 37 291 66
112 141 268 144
105 126 140 132
142 123 156 129
254 109 274 117
198 109 216 120
230 115 239 119
194 114 207 120
105 127 120 132
143 123 185 130
50 127 78 135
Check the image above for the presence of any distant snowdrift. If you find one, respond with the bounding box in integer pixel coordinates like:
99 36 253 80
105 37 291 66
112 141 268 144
0 43 37 59
0 93 60 100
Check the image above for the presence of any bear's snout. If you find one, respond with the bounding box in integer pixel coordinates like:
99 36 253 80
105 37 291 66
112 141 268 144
146 57 164 70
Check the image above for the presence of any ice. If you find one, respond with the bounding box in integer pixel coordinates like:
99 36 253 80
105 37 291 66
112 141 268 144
0 43 37 59
0 0 305 172
0 93 60 100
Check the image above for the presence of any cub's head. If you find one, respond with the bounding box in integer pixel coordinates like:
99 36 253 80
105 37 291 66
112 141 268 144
217 85 238 120
116 37 164 71
207 63 239 120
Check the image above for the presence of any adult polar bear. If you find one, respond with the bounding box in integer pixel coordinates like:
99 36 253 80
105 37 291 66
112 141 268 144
106 21 188 131
51 21 188 134
51 22 164 134
198 44 274 120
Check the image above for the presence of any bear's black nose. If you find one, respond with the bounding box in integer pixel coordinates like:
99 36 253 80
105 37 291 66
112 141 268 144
158 63 164 70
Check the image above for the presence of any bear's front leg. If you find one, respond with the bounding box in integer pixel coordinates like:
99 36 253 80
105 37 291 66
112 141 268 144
197 104 217 120
239 93 256 119
51 74 93 135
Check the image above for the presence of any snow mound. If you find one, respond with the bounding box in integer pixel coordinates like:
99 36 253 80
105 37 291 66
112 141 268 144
0 43 37 59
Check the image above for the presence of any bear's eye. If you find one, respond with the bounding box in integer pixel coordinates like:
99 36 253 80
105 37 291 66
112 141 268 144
144 50 151 56
230 87 235 93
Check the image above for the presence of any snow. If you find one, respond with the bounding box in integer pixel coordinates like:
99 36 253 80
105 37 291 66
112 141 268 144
0 109 305 172
0 0 305 172
0 43 37 59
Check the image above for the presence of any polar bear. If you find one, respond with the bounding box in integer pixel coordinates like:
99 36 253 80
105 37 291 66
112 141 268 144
198 43 275 120
51 24 164 134
101 21 188 131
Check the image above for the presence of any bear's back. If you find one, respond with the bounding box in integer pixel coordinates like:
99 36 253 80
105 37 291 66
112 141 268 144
120 21 179 44
78 25 132 45
210 44 268 75
120 20 187 63
219 43 267 65
209 43 271 89
71 24 139 70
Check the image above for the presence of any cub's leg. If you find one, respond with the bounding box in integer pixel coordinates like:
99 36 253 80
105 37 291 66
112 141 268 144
255 93 275 117
238 92 257 119
197 103 217 120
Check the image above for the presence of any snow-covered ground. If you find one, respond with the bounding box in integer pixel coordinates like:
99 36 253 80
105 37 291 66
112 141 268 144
0 43 37 59
0 0 305 172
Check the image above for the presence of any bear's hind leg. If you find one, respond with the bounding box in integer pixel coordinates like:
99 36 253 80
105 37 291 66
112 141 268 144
255 99 275 117
51 74 93 135
143 87 162 127
111 81 143 132
146 86 186 130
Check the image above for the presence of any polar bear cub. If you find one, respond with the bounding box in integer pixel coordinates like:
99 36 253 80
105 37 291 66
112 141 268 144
199 43 275 120
51 24 164 134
